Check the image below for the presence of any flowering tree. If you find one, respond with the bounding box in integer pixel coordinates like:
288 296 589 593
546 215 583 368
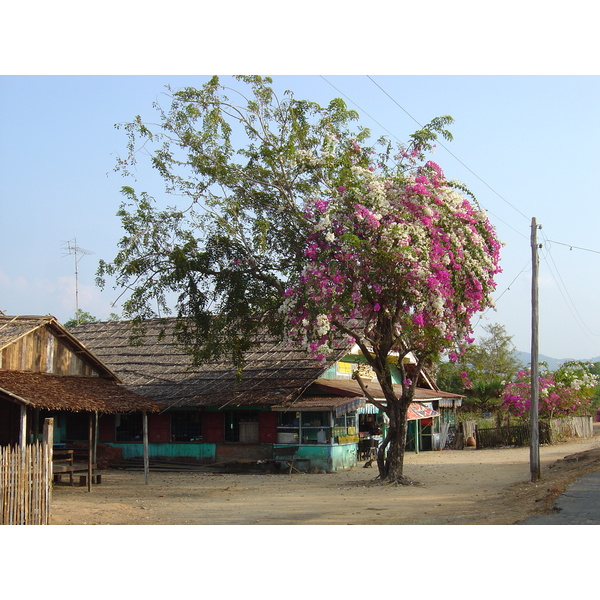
100 76 502 483
282 149 502 482
501 361 598 420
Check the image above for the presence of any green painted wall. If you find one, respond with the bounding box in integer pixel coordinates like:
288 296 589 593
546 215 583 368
108 442 217 461
51 414 67 444
278 443 358 472
108 441 357 471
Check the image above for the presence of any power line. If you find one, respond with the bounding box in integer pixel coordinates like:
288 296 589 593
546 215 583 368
470 260 531 330
321 76 600 355
323 76 598 255
319 76 401 142
540 230 600 339
545 239 600 255
365 75 532 223
320 76 529 240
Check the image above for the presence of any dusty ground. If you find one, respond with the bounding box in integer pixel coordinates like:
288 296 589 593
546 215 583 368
50 424 600 525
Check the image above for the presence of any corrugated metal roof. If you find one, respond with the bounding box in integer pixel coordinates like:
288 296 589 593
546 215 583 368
0 370 161 413
310 378 463 401
271 396 365 411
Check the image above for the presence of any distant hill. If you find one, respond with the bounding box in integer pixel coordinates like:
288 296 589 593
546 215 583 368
515 351 600 371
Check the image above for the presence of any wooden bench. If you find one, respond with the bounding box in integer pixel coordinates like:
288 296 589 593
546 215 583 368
52 449 101 486
75 472 102 486
53 449 76 485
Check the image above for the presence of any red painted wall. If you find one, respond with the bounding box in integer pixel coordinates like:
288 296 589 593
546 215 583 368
98 414 115 443
149 412 171 443
202 412 224 443
258 411 278 443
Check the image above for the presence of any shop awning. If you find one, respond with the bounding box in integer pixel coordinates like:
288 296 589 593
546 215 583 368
272 396 366 416
357 401 439 420
407 402 439 421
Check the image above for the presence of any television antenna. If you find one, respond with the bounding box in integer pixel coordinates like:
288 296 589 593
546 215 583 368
62 238 94 324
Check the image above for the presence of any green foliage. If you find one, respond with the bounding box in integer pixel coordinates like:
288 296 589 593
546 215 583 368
455 412 496 429
100 76 459 368
588 362 600 410
63 310 98 329
462 323 523 381
437 323 522 414
100 76 505 483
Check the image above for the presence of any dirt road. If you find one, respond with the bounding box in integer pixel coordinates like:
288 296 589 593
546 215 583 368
50 425 600 525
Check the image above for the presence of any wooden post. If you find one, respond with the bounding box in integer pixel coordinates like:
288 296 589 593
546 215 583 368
18 404 27 452
93 412 99 467
143 411 149 485
42 418 54 525
87 413 93 492
530 217 541 482
414 421 419 454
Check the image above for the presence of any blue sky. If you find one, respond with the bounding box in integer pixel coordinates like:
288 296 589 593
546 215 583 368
2 74 599 360
2 4 600 361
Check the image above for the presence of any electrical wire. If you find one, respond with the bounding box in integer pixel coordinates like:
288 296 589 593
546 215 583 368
319 76 401 142
470 261 531 330
320 76 529 241
365 76 532 223
540 230 600 339
546 239 600 255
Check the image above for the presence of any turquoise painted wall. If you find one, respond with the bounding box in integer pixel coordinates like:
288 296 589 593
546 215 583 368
279 443 358 472
107 441 357 471
105 437 360 472
52 414 67 444
330 443 359 471
108 442 217 461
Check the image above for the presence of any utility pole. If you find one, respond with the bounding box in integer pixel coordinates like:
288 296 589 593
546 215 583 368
530 217 541 482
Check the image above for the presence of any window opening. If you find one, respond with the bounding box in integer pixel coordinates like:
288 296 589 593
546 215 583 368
171 411 202 442
115 413 143 442
224 411 259 443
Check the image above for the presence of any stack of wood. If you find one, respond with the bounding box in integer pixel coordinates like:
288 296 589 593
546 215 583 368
95 444 123 469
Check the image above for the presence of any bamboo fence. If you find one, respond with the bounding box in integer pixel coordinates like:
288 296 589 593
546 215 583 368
474 416 593 449
1 419 53 525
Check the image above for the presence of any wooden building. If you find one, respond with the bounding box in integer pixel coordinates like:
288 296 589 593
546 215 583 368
0 315 160 484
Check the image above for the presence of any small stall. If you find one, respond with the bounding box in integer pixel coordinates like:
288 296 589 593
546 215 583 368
358 402 384 460
272 397 364 471
406 401 440 452
356 400 442 455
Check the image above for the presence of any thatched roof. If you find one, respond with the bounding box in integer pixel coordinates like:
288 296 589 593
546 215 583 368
0 315 160 413
0 315 48 349
0 370 161 413
70 319 351 409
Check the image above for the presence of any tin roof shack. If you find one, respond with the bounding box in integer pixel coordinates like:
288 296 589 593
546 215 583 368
0 315 160 488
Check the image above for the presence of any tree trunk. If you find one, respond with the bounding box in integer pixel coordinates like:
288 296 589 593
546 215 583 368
351 337 418 485
377 395 412 483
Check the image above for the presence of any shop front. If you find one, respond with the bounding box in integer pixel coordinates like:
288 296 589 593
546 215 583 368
272 397 364 471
